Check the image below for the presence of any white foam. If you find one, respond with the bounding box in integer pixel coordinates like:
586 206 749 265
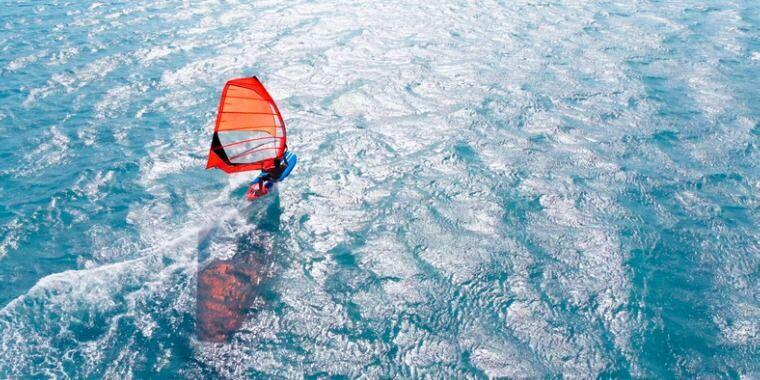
0 219 23 259
6 50 47 71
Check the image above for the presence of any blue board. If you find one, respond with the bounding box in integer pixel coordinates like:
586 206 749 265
279 152 297 181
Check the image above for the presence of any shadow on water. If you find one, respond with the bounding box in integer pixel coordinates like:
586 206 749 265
195 189 283 343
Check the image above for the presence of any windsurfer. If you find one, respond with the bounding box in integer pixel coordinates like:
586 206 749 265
257 155 288 191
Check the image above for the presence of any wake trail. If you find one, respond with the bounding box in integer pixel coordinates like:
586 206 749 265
0 193 243 316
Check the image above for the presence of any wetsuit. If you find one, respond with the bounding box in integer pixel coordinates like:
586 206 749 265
258 158 287 189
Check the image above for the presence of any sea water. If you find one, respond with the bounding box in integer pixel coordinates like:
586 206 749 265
0 0 758 378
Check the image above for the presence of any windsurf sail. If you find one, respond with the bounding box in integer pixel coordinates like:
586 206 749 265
206 77 287 173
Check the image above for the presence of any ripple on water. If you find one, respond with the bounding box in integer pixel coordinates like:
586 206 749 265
0 0 758 378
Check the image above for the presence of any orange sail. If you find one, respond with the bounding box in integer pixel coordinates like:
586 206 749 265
206 77 287 173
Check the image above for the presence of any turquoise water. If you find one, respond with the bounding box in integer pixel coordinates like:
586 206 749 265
0 0 758 378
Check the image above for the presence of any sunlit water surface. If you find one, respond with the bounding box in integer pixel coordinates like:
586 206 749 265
0 0 758 378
